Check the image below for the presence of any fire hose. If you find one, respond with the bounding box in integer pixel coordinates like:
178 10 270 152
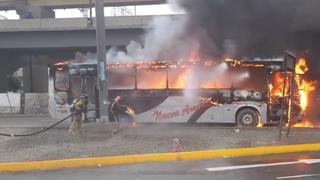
0 109 97 137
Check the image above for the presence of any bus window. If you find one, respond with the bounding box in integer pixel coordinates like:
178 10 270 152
232 67 266 91
108 67 135 89
168 67 188 89
69 76 96 102
55 68 69 91
70 76 82 100
137 68 166 89
84 76 96 104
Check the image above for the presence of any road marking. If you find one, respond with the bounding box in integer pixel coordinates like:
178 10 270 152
206 159 320 172
298 159 320 164
276 174 320 179
206 161 299 172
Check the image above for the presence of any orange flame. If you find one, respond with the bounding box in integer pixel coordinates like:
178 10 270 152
270 72 290 97
293 120 315 128
295 58 317 112
291 58 317 128
224 58 264 68
266 57 317 128
171 68 192 89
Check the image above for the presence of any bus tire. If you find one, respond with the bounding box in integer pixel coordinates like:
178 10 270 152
236 109 259 127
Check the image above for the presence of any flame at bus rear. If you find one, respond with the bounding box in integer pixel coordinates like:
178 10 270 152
270 72 290 97
293 120 315 128
292 58 317 127
295 58 317 112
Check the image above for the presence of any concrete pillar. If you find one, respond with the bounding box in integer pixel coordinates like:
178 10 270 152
0 60 20 93
23 56 48 93
0 76 9 93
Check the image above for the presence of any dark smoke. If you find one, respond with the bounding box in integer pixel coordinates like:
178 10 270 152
174 0 320 122
176 0 320 77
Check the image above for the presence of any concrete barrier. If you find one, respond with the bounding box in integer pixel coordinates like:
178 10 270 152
24 93 49 115
0 93 20 113
0 93 49 114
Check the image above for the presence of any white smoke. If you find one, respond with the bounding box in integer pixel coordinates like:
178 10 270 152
186 62 228 88
183 62 251 98
106 2 195 63
74 1 251 96
232 71 250 83
183 62 227 98
82 1 238 64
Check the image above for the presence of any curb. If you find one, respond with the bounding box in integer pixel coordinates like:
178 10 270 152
1 143 320 173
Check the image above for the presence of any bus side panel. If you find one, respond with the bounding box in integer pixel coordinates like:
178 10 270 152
255 102 268 124
133 97 268 124
134 96 211 123
197 105 229 123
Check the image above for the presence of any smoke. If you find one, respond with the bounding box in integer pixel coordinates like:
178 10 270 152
178 0 311 54
174 0 320 121
106 14 196 63
103 0 320 74
186 62 228 88
183 62 250 98
106 0 320 73
176 0 320 75
232 72 250 83
189 62 249 87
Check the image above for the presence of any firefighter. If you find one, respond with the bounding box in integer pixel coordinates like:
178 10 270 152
68 94 88 135
109 96 122 122
82 94 89 123
109 96 136 134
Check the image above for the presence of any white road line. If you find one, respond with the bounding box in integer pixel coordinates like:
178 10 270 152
206 159 320 172
276 174 320 179
206 161 299 172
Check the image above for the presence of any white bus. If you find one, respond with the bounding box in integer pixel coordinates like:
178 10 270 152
49 53 303 127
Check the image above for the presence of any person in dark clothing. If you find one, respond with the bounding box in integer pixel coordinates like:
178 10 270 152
25 10 34 19
109 96 122 122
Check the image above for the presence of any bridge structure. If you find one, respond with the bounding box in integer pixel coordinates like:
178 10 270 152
0 0 168 93
0 0 166 18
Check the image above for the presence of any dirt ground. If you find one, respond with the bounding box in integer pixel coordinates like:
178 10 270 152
0 120 319 163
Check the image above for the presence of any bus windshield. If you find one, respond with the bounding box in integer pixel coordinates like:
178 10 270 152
55 67 69 91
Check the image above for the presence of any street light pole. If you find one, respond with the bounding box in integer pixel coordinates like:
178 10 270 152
95 0 109 121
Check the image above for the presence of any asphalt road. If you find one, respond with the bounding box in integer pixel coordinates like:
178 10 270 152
0 115 69 128
2 151 320 180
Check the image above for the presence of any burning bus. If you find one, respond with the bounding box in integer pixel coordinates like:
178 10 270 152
49 52 307 127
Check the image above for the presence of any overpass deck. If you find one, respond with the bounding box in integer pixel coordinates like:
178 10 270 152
0 15 157 32
0 15 181 49
0 0 166 10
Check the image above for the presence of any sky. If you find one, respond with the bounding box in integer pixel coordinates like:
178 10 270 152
0 4 183 19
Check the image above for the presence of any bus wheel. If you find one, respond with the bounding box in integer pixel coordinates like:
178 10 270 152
236 109 259 127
